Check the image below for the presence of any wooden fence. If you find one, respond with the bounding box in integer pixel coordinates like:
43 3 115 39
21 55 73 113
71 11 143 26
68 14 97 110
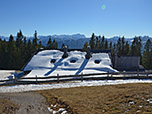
1 71 152 86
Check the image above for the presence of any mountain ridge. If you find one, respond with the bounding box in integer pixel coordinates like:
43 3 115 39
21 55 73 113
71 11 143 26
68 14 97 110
0 34 152 49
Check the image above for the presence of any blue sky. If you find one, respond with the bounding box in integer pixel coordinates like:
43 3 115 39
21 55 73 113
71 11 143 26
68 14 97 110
0 0 151 38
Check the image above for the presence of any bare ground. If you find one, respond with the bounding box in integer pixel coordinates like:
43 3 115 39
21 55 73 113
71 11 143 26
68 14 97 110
38 83 152 114
0 92 50 114
1 83 152 114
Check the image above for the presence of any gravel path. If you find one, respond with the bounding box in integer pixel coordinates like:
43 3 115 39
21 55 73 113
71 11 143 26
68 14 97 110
0 92 50 114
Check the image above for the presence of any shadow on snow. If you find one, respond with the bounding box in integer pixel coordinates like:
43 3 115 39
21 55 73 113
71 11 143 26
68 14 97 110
44 58 64 76
75 59 89 75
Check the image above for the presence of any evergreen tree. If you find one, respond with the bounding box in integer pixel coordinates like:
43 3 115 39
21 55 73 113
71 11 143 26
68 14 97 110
47 37 52 49
98 35 102 48
83 42 89 50
7 35 17 69
109 41 112 50
16 30 24 47
52 39 56 49
32 30 38 51
62 43 65 49
142 39 152 69
124 41 130 55
129 36 141 56
104 40 108 49
89 33 95 49
111 43 116 56
101 36 105 49
121 36 125 55
95 36 100 49
33 30 38 46
117 37 121 55
1 39 8 69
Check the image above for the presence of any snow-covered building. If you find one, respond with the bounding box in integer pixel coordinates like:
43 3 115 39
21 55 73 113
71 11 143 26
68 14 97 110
23 49 117 78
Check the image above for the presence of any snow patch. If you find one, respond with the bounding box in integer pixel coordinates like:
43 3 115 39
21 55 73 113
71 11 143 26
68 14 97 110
0 79 152 93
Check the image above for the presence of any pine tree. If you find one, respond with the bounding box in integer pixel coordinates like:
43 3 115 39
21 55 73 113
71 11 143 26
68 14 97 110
47 37 52 49
124 41 130 55
104 40 108 49
109 42 112 50
98 35 102 49
52 39 56 49
101 36 105 49
111 43 116 56
83 42 89 50
7 35 17 69
129 36 141 56
142 39 152 69
121 36 125 55
16 30 23 47
117 37 121 55
62 43 65 49
0 38 2 67
89 33 95 49
32 30 39 52
95 36 100 49
33 30 38 46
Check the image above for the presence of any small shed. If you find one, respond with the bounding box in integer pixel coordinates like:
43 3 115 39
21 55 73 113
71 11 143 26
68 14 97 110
112 55 140 71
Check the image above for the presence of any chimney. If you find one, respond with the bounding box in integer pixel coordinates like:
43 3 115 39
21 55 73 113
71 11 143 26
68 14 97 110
62 46 68 58
85 46 92 59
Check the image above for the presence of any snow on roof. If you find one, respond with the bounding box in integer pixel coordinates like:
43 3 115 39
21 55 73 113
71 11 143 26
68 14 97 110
24 50 117 77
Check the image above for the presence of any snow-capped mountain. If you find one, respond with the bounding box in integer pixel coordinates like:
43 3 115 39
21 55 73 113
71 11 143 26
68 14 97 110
32 34 89 49
0 34 152 49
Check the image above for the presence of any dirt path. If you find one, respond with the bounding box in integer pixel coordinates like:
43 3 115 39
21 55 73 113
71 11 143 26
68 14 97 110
0 92 50 114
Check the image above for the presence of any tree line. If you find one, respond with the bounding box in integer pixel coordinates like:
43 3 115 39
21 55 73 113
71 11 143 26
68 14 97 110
0 30 58 70
0 31 152 70
83 33 152 69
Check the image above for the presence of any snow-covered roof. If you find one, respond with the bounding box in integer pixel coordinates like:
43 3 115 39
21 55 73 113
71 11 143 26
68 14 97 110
24 50 117 77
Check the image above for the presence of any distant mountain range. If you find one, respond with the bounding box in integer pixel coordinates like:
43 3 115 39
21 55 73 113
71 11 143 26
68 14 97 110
0 34 152 49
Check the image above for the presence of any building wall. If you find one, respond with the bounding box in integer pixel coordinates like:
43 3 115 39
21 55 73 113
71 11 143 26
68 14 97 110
112 56 140 70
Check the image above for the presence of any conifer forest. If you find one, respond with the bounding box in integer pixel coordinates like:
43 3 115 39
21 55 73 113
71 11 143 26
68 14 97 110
0 31 152 70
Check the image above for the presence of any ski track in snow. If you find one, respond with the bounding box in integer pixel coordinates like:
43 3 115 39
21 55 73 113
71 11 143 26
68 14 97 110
0 79 152 93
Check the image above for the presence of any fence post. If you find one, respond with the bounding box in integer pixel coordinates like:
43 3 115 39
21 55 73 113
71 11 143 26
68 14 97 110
81 73 83 82
57 74 59 83
107 71 109 79
14 76 17 84
147 72 149 77
123 71 125 78
137 70 139 77
36 75 38 84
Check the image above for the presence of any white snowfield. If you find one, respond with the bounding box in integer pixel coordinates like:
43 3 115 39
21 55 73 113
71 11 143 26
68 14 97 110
24 50 117 78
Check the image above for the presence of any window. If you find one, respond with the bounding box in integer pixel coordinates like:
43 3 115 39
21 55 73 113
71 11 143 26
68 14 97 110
50 59 56 63
94 60 101 64
70 59 76 63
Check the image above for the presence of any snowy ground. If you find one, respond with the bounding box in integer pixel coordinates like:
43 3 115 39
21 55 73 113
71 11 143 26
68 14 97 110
0 79 152 93
0 70 15 80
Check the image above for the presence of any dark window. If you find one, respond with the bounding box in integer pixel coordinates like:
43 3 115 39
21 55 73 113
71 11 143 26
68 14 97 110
70 59 76 63
50 59 56 63
94 60 101 64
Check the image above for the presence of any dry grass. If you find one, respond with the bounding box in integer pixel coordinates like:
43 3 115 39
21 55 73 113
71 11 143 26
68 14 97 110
38 83 152 114
0 99 19 114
